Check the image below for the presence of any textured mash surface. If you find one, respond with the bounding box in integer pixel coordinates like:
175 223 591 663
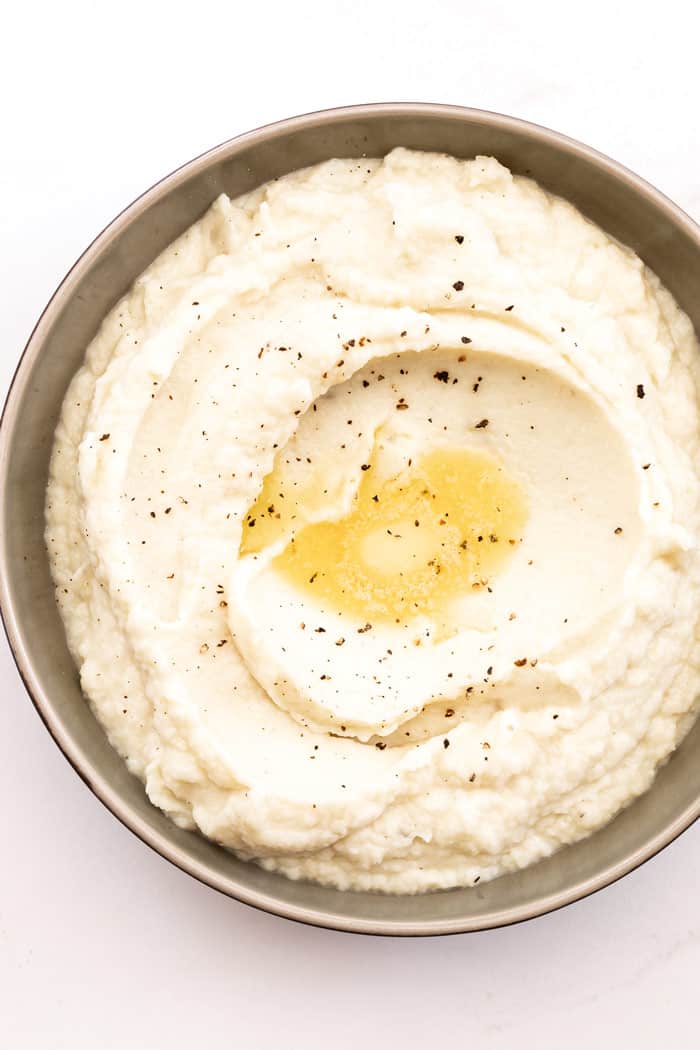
46 149 700 892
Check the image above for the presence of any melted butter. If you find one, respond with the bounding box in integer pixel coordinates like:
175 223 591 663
241 446 527 626
240 459 347 555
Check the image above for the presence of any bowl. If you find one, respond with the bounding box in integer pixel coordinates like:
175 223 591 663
2 103 700 936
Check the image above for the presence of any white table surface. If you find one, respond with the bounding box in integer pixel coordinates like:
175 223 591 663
2 1 699 1046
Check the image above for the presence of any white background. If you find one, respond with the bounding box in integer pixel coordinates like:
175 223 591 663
2 1 699 1046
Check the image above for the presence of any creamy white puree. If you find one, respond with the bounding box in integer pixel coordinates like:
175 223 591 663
46 149 700 892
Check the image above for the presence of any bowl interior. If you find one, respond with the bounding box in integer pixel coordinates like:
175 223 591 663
2 105 700 934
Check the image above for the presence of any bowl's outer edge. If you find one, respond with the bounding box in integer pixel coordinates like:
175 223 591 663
2 102 700 936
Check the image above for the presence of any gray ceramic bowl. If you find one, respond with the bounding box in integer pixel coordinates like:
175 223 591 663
2 103 700 936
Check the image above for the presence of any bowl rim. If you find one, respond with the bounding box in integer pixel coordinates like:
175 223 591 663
2 101 700 937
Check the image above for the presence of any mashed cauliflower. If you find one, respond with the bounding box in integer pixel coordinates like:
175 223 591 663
46 149 700 892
